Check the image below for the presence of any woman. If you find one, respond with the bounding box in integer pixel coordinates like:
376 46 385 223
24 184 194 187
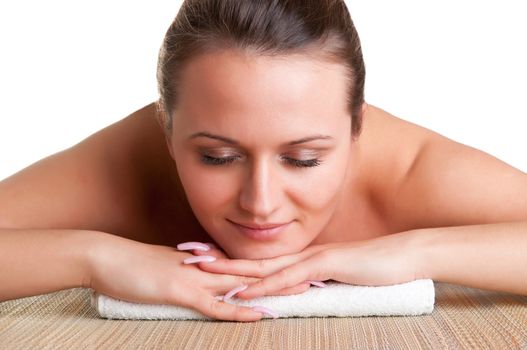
1 0 526 322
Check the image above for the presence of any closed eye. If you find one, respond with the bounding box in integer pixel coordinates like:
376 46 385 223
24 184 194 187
200 155 322 168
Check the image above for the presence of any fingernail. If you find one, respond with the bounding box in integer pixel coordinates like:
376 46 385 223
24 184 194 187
223 285 248 301
183 255 216 264
251 305 279 319
204 242 218 249
177 242 211 251
307 280 327 288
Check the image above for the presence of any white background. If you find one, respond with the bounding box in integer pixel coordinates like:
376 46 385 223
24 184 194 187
1 0 526 181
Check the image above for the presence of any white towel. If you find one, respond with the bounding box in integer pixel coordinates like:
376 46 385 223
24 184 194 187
90 279 435 320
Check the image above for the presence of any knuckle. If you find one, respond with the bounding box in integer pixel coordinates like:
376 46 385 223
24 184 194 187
207 299 245 321
204 297 225 320
172 290 258 322
232 307 249 321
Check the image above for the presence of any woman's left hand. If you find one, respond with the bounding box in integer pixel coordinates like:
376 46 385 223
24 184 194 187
190 231 425 300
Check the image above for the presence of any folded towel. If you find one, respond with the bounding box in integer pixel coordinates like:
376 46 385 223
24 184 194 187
90 279 435 320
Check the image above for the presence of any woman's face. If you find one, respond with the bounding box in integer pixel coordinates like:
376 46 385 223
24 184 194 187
167 49 356 259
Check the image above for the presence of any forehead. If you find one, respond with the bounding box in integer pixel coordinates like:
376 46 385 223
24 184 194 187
174 50 350 136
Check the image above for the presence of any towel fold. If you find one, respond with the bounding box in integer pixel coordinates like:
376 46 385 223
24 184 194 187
91 279 435 320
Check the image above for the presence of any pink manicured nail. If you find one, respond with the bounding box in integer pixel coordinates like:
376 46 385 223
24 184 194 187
223 285 248 301
204 242 218 249
307 280 327 288
183 255 216 264
177 242 211 251
251 305 279 319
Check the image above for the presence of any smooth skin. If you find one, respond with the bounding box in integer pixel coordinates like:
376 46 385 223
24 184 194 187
1 50 527 321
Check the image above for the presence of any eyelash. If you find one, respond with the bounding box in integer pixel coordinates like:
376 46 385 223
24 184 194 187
200 155 322 168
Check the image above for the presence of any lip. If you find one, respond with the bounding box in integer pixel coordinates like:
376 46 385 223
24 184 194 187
228 220 292 241
235 221 289 230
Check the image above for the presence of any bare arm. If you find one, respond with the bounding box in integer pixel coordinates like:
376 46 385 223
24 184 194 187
386 127 527 295
0 228 99 302
415 221 527 296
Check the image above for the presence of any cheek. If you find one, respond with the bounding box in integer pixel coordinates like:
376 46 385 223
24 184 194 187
176 162 235 216
288 160 348 210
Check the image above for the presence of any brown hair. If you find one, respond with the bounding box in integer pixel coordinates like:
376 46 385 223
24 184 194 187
156 0 366 140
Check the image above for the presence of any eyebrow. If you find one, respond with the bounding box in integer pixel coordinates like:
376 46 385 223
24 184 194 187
188 131 333 146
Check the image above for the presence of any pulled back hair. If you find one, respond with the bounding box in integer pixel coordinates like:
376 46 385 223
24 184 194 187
156 0 366 140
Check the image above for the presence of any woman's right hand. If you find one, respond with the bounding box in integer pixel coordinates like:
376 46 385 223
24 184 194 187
86 234 273 321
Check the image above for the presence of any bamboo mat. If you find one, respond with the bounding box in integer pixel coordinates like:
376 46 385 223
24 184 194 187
1 282 526 349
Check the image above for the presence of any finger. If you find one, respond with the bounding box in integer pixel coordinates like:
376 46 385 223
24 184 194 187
176 241 212 251
219 280 310 300
189 292 273 322
176 242 229 259
197 251 307 278
301 243 334 255
187 256 308 296
211 274 262 295
236 254 327 300
271 282 311 296
192 247 229 259
259 280 326 296
271 280 327 296
187 264 262 296
180 257 266 295
219 281 311 299
211 276 310 302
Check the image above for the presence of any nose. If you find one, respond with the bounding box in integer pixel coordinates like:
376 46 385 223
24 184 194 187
238 157 280 219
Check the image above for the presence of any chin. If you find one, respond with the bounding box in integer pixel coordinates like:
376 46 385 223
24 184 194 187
224 243 302 260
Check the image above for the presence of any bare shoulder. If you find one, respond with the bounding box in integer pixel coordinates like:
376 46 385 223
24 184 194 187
367 105 527 232
357 104 432 214
0 102 174 242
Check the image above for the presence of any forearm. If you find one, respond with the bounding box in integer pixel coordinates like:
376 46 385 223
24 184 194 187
414 221 527 295
0 228 102 302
